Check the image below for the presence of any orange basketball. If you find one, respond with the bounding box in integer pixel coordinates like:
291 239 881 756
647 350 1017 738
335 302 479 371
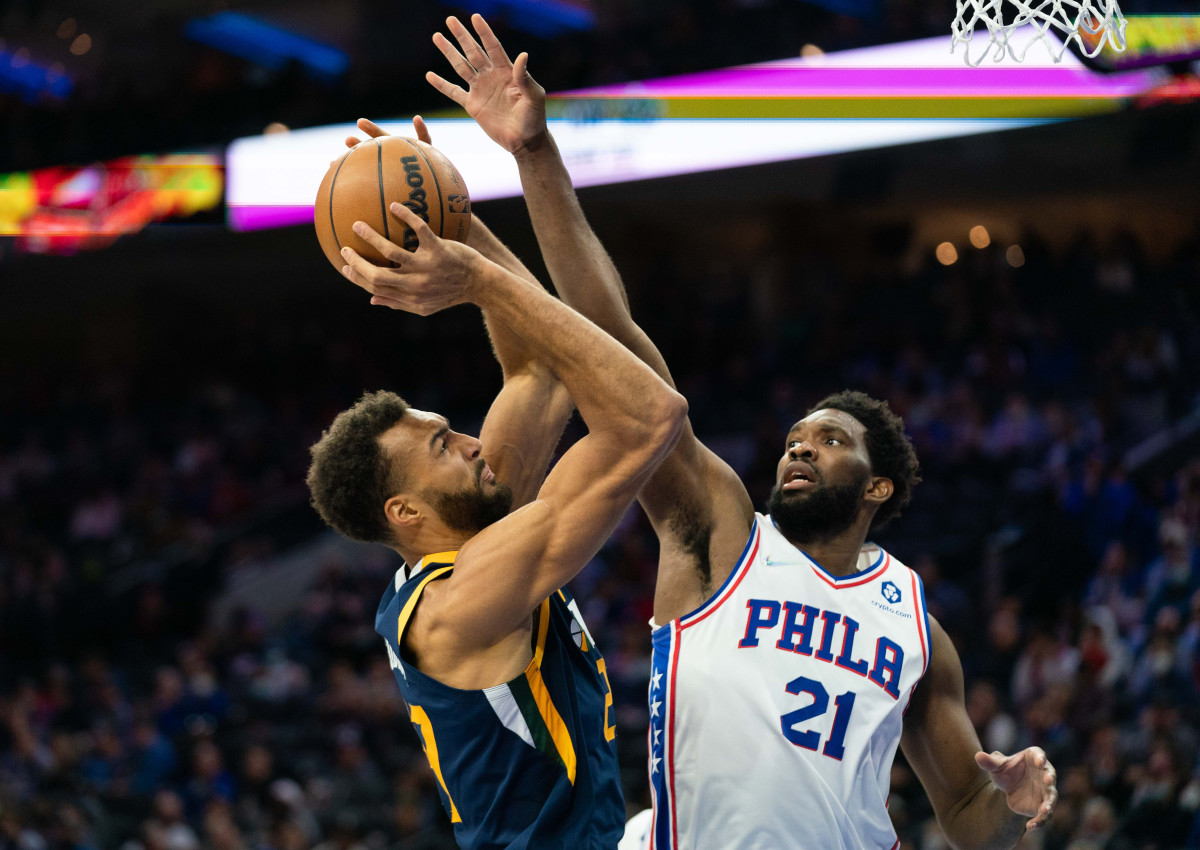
314 136 471 272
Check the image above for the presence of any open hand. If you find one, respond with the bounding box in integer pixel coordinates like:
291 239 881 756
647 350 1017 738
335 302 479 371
339 202 484 316
427 14 547 156
975 747 1058 831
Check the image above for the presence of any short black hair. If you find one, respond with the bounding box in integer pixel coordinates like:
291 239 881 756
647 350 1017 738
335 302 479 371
307 390 410 544
807 390 921 530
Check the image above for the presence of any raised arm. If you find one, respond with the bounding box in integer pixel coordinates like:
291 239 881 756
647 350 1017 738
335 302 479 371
344 116 572 508
425 17 647 365
427 14 754 618
901 617 1058 849
341 204 687 645
345 117 546 372
469 215 574 509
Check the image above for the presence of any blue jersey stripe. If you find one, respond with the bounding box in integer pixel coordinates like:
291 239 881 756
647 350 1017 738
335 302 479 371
649 622 676 849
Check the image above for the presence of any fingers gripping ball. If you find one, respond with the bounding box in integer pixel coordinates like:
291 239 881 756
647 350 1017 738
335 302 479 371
314 136 471 271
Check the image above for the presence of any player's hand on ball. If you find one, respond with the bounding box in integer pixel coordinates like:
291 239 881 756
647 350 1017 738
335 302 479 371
975 747 1058 831
427 14 547 156
342 116 433 155
339 203 483 316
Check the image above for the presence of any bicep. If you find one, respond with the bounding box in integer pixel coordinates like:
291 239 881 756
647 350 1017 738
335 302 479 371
478 369 573 509
901 616 991 821
555 268 756 568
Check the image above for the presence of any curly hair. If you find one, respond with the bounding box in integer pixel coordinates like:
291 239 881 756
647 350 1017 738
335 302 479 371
807 390 922 530
307 390 410 544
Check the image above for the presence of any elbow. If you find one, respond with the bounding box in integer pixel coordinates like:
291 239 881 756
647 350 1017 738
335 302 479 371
644 388 688 451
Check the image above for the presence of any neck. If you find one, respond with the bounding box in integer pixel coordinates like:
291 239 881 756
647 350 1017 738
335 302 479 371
395 529 470 571
779 516 873 577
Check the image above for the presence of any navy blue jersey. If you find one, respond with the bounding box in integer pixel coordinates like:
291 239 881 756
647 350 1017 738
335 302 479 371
374 551 624 850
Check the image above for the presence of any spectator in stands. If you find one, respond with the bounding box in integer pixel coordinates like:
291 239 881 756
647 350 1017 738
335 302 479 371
2 213 1200 846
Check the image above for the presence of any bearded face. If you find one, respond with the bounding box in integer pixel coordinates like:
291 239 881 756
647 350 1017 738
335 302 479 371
426 460 514 535
766 465 870 545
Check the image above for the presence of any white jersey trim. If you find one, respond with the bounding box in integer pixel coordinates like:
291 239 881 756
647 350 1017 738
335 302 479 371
801 543 889 590
909 568 931 675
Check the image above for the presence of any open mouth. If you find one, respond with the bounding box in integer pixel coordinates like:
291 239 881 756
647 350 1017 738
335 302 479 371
781 467 816 491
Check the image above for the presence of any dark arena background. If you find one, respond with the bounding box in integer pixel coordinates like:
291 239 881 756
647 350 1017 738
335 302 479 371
3 1 1200 848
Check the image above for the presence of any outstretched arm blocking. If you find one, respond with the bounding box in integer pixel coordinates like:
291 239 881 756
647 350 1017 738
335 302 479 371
427 15 637 350
428 14 755 617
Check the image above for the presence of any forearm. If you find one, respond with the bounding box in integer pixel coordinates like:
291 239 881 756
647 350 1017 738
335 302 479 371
515 138 634 326
470 260 684 434
466 215 542 376
903 621 1051 850
515 135 679 385
941 776 1027 849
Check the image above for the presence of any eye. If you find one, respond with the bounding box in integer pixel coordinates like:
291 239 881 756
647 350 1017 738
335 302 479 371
787 440 800 449
826 438 842 446
441 438 448 453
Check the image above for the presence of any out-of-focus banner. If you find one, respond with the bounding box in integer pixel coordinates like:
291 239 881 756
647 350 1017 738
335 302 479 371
1083 15 1200 71
0 154 223 255
226 32 1164 232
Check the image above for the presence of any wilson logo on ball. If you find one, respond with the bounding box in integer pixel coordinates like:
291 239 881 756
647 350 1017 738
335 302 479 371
313 136 472 272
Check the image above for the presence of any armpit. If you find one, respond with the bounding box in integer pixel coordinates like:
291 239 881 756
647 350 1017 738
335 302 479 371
668 499 715 597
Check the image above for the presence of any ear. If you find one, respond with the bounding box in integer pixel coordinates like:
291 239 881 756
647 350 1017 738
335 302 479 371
384 493 422 535
865 476 893 505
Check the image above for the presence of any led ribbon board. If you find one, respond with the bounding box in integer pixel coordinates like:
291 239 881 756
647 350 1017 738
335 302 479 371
226 31 1163 231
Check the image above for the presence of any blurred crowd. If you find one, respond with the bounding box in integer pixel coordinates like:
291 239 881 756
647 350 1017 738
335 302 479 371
2 221 1200 850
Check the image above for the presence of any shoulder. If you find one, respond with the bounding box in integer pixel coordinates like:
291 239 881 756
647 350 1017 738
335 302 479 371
905 614 964 725
924 615 957 675
375 564 427 639
380 558 458 654
374 567 407 633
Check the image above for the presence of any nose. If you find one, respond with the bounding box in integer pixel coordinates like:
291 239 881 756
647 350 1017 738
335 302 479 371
462 434 482 460
789 440 816 461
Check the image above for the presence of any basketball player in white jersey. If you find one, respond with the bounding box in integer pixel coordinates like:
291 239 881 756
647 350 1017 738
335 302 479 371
418 14 1059 850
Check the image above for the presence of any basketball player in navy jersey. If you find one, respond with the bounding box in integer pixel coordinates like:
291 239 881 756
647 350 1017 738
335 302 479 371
307 182 688 846
419 14 1059 849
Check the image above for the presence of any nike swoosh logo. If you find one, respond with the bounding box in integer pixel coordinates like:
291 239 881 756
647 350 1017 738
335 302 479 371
764 557 807 566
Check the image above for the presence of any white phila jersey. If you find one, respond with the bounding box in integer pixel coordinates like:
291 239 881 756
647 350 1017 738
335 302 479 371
647 514 931 850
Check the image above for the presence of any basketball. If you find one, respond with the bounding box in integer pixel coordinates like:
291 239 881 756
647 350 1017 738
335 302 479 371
314 135 471 271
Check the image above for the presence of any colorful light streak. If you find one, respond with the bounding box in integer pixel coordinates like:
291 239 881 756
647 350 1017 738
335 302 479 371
0 155 223 255
226 32 1167 232
185 12 349 78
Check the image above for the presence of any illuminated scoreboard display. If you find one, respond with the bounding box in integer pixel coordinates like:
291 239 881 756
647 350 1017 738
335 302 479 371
225 32 1168 232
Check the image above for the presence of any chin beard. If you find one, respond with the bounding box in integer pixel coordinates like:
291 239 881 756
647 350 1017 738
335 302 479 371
766 473 868 545
430 482 514 535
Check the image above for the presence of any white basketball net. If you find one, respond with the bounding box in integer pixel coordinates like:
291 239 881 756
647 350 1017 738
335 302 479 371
951 0 1127 65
